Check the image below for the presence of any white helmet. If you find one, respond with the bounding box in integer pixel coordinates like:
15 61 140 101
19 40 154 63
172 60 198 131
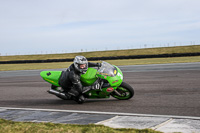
73 56 88 74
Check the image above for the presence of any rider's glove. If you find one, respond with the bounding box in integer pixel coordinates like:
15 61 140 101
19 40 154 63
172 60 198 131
97 63 102 67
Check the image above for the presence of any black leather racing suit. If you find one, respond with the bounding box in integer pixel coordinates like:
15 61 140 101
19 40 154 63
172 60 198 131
59 62 101 97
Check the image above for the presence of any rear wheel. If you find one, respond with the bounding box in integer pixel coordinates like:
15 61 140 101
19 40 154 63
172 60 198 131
111 82 134 100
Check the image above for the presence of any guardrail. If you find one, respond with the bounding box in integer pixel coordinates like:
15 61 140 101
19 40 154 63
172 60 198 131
0 52 200 64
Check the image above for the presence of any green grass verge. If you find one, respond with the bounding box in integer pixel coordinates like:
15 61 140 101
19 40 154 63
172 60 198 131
0 56 200 71
0 45 200 61
0 118 162 133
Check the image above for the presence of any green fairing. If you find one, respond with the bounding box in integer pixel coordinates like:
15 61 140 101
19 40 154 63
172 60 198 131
80 68 97 86
40 71 62 87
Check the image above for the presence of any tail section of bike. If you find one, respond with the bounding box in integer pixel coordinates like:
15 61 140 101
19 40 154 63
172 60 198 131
40 71 62 87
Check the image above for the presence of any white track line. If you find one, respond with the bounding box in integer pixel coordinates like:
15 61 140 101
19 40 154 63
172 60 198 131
96 116 119 125
151 118 173 130
0 108 7 112
1 107 200 120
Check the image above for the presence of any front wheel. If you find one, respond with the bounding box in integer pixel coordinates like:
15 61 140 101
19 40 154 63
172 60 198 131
111 82 134 100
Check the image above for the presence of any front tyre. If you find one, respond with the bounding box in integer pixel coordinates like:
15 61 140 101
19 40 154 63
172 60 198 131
111 82 134 100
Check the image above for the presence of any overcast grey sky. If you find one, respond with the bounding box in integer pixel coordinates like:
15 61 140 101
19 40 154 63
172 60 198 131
0 0 200 55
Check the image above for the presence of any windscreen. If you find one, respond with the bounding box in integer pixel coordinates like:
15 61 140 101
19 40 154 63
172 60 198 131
97 61 117 77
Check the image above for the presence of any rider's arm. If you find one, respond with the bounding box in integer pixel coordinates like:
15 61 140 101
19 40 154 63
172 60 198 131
69 71 82 94
88 62 101 67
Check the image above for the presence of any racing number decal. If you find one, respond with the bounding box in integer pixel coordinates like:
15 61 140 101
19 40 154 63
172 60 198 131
47 72 51 76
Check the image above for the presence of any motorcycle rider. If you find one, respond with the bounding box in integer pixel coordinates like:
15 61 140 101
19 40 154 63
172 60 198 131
58 55 101 103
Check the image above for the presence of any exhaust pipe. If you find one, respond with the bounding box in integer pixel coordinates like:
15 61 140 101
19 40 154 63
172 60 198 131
47 88 70 99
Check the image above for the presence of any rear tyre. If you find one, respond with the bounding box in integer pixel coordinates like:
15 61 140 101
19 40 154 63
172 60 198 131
111 82 134 100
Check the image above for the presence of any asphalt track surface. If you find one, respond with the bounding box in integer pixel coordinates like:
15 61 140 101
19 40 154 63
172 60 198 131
0 62 200 117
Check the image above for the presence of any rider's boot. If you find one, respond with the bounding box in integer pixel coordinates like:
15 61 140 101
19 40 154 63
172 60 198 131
76 95 85 104
68 89 85 104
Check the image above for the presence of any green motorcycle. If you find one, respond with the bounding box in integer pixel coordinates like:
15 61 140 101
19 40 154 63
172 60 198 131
40 61 134 103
